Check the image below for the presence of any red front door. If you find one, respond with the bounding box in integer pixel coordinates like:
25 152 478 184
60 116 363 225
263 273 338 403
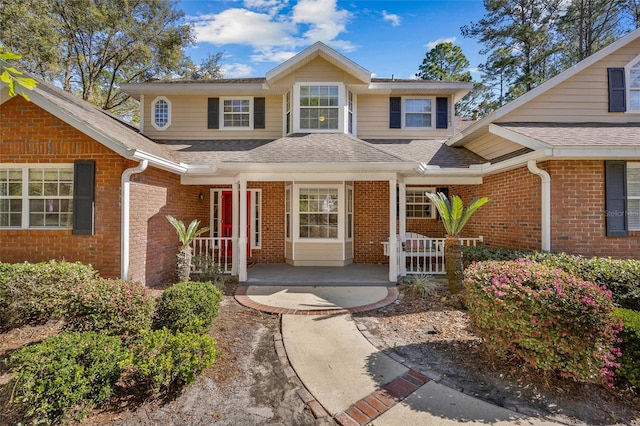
220 191 251 257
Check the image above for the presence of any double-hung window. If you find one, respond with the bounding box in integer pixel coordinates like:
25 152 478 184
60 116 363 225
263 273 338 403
627 58 640 112
299 187 339 239
222 98 252 129
0 165 74 228
404 98 434 128
628 162 640 230
294 83 344 132
406 188 436 219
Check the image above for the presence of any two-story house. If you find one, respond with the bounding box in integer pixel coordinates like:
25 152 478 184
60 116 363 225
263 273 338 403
2 32 640 287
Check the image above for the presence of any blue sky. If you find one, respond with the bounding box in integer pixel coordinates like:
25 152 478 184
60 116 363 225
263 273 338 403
180 0 488 79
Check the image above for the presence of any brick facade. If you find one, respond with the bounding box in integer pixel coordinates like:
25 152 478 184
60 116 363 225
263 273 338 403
455 160 640 260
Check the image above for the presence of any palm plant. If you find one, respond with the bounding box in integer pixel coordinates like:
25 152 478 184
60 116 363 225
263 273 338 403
166 215 210 282
426 193 489 294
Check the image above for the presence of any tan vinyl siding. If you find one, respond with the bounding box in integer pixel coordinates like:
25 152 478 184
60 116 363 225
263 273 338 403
344 241 353 261
269 57 365 86
356 94 452 139
503 38 640 123
285 241 293 259
143 95 283 140
465 133 525 160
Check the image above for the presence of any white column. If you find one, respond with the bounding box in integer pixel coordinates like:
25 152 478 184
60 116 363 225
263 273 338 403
239 180 248 282
399 181 407 277
388 179 398 282
231 182 239 275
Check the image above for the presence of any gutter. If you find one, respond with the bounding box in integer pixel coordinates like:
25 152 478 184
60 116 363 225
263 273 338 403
121 160 148 281
527 160 551 252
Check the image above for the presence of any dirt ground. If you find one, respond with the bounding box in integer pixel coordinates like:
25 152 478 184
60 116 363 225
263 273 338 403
2 278 639 425
353 281 640 426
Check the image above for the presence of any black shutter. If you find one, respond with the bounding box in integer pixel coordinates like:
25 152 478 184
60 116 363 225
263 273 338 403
73 160 95 235
254 97 265 129
436 97 448 129
389 97 401 128
605 161 628 236
608 68 626 112
435 187 449 220
208 98 219 129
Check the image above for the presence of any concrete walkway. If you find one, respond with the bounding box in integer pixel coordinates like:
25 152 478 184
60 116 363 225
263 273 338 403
235 283 562 426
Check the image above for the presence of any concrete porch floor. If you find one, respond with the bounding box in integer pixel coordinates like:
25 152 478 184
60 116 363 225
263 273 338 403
245 263 391 286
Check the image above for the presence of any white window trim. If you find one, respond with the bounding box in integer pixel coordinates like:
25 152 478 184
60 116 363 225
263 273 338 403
293 82 346 133
283 91 292 135
626 54 640 113
402 96 435 129
405 187 436 219
220 97 254 131
628 162 640 230
346 90 357 136
0 163 74 229
293 183 345 242
151 96 171 131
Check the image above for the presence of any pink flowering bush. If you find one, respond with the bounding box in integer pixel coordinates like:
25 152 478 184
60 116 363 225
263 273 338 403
67 279 155 337
464 260 621 385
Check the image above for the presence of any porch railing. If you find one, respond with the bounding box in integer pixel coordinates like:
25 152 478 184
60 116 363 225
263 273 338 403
384 234 483 275
191 237 233 274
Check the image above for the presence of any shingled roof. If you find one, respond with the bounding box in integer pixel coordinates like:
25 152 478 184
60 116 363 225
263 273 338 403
496 122 640 146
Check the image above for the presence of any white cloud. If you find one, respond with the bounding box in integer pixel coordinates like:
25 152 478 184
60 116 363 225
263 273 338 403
190 0 355 65
426 37 457 50
221 63 256 78
192 9 296 48
469 67 480 74
382 10 400 27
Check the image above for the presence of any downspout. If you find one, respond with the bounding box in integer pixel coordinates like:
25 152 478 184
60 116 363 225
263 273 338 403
121 159 148 280
527 160 551 252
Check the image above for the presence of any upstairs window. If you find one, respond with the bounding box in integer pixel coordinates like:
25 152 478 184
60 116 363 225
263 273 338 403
404 98 433 128
628 59 640 111
151 96 171 130
293 83 344 132
222 98 252 129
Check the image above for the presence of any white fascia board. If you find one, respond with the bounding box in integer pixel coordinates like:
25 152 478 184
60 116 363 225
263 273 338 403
212 162 415 173
404 176 483 185
448 29 640 147
120 83 267 99
488 124 554 150
368 82 473 91
181 171 402 185
131 150 189 174
552 146 640 158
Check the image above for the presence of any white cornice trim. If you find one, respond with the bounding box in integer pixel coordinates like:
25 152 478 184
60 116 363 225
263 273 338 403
488 124 554 150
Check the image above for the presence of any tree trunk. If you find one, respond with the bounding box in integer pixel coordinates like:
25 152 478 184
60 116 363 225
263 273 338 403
176 244 193 282
444 235 463 294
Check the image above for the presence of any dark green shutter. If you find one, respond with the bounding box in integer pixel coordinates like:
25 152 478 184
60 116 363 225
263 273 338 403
208 98 219 129
608 68 626 112
605 161 628 236
73 160 95 235
436 97 448 129
254 97 265 129
389 97 401 128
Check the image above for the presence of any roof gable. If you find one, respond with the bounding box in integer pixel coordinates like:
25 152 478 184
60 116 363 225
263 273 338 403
450 28 640 147
265 42 371 84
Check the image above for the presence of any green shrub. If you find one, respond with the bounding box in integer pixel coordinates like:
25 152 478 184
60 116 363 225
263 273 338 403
464 260 621 385
67 279 155 336
0 260 97 329
461 247 640 309
132 328 218 393
6 331 131 424
407 274 442 297
154 281 223 333
613 308 640 387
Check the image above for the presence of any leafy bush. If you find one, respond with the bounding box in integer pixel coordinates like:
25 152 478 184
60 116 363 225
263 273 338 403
6 331 131 424
461 247 640 309
154 281 223 333
132 328 218 393
0 260 97 329
464 260 621 385
613 308 640 387
67 279 155 336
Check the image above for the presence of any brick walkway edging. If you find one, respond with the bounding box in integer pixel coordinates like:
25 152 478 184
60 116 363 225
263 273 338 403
235 285 400 315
